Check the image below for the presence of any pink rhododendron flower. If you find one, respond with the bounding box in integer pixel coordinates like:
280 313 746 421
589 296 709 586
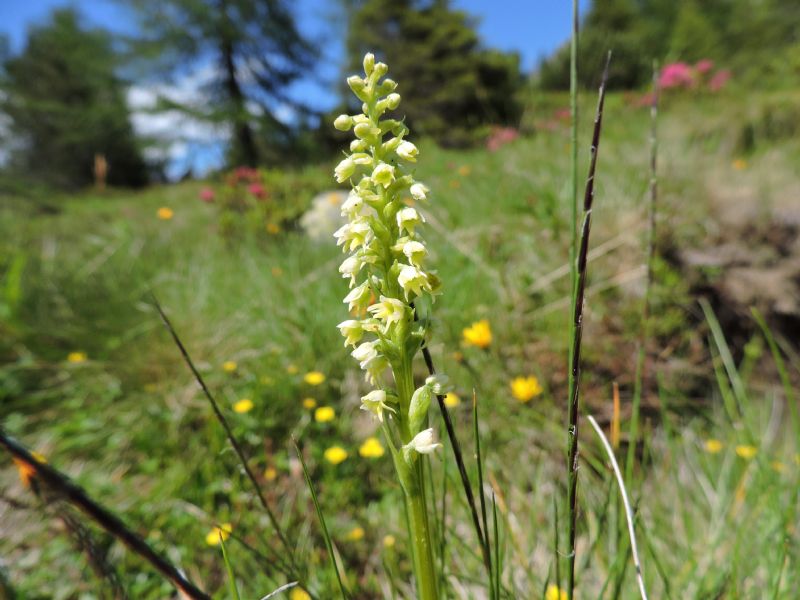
695 59 714 74
709 69 731 91
199 187 215 202
486 127 519 151
248 182 266 198
658 62 694 89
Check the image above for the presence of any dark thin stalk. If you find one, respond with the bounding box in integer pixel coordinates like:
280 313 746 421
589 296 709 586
472 390 492 592
626 62 659 484
418 324 490 574
0 430 210 600
151 295 297 572
566 52 612 600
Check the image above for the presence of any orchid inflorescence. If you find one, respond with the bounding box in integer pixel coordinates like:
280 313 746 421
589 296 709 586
333 52 448 467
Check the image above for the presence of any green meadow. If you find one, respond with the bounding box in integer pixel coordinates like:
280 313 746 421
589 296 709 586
2 89 799 598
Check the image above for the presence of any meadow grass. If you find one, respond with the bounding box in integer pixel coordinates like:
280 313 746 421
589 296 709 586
0 89 798 597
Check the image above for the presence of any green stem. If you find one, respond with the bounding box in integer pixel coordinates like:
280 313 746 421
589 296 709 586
395 360 439 600
406 466 439 600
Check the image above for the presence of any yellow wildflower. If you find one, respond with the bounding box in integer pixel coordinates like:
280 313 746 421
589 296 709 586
67 351 87 363
510 376 543 403
266 222 281 234
545 584 567 600
157 207 174 220
704 439 723 454
290 588 311 600
304 371 326 385
732 159 747 170
457 165 471 176
222 361 237 373
383 534 396 548
444 392 460 407
13 451 47 488
205 523 232 546
286 364 298 375
324 446 348 465
233 399 254 414
260 375 274 385
315 406 335 423
462 319 492 348
302 397 317 410
771 461 785 473
346 526 365 541
359 437 385 459
264 466 277 481
735 445 757 460
271 266 283 277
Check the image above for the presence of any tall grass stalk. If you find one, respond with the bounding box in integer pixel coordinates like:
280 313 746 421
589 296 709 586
421 340 490 572
152 297 299 577
625 63 659 484
587 416 649 600
0 429 211 600
566 51 612 600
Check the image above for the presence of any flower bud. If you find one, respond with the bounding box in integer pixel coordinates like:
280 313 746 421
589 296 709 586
408 384 432 434
347 75 368 101
350 139 368 152
373 62 388 78
379 79 398 94
425 374 451 395
362 52 375 76
354 122 376 139
386 93 401 110
334 114 353 131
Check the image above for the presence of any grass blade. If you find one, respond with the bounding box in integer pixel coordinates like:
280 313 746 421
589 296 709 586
219 534 242 600
293 438 350 599
625 62 659 484
752 307 799 437
259 582 299 600
587 416 649 600
0 429 211 600
566 51 612 600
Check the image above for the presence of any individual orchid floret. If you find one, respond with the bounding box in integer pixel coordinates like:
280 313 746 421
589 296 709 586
360 389 396 422
396 141 419 162
339 255 363 286
367 295 407 327
372 163 395 188
401 240 427 266
343 281 371 312
396 207 424 235
334 219 371 252
341 191 363 218
398 264 431 299
403 428 442 462
337 319 364 347
410 182 429 201
334 157 355 182
425 374 452 395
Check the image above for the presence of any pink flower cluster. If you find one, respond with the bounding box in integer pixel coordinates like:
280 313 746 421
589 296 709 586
658 60 731 92
486 127 519 152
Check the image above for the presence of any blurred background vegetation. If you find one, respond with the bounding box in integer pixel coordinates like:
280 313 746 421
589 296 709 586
1 0 799 598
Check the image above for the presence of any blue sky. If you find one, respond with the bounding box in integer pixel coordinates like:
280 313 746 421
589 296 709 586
0 0 590 176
